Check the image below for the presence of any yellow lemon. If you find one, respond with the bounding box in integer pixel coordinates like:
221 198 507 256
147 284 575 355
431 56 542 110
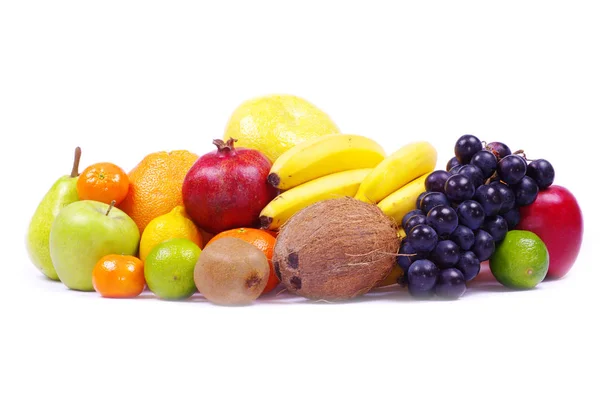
223 94 341 163
139 206 202 262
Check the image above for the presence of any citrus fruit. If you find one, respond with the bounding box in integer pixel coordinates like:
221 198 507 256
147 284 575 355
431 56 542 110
92 254 145 298
118 150 198 233
144 238 201 300
77 162 130 205
206 227 278 294
139 206 202 262
223 94 340 163
489 230 549 289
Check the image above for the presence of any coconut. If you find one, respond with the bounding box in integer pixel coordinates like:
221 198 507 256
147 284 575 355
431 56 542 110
273 197 400 301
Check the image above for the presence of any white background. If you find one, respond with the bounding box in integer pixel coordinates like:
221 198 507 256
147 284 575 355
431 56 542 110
1 1 598 396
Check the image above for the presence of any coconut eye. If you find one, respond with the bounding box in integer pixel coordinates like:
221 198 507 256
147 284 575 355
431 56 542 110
289 276 302 290
287 252 299 269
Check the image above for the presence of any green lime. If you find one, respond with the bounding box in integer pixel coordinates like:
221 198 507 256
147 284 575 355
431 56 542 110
144 238 201 300
489 230 549 289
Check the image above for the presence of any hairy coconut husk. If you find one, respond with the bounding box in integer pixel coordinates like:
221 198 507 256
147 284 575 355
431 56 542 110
273 196 400 301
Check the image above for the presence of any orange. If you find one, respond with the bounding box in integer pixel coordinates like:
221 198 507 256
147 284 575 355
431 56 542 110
77 162 130 205
92 254 145 298
118 150 198 233
206 227 279 294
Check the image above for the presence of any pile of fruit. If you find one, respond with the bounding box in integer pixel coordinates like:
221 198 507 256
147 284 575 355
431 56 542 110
25 94 584 304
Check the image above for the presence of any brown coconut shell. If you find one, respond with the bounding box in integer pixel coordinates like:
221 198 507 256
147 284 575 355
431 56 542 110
273 196 400 301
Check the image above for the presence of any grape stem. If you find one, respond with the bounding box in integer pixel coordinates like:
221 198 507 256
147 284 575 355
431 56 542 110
513 149 538 162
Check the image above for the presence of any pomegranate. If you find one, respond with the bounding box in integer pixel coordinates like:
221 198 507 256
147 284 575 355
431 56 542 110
182 138 277 234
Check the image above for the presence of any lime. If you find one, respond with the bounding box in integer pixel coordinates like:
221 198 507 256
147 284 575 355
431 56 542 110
144 238 201 300
489 230 549 289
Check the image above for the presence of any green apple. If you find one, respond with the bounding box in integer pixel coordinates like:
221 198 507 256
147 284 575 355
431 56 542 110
50 200 140 291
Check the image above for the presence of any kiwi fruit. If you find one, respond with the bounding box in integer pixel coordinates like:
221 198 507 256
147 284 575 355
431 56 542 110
194 237 269 305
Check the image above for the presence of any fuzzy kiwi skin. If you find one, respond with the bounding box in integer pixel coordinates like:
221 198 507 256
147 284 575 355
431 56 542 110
273 197 400 301
194 237 269 305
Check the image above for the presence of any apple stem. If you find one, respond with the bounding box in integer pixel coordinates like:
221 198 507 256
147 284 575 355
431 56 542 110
212 137 238 153
71 147 82 177
106 200 116 216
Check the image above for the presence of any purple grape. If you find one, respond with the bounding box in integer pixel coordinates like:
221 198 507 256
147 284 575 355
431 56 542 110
396 242 422 272
445 174 475 202
456 200 486 230
482 215 508 242
486 142 512 158
449 225 475 250
502 207 521 230
455 134 482 164
407 224 438 253
458 164 485 187
512 175 539 206
405 214 427 233
402 209 424 230
435 268 467 299
470 150 498 179
431 240 460 269
472 229 495 261
474 184 503 216
408 283 436 299
407 259 439 292
449 165 463 175
420 192 451 214
425 170 451 193
526 159 555 190
490 181 515 214
455 251 481 282
426 205 458 236
446 157 461 171
498 155 527 185
416 192 428 209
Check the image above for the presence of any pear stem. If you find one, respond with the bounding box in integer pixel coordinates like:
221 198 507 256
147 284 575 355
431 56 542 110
71 147 82 177
106 200 116 216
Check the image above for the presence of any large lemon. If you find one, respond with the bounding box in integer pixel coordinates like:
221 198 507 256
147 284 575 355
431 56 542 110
139 206 202 262
223 94 340 163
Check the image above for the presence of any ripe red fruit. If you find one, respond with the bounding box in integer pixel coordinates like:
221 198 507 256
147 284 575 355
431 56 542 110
182 138 277 234
516 185 583 279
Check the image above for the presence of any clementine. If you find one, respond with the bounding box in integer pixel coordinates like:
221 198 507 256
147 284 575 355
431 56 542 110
77 162 130 205
92 254 145 298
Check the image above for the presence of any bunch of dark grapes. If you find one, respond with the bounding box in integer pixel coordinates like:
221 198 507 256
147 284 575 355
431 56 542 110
398 134 555 300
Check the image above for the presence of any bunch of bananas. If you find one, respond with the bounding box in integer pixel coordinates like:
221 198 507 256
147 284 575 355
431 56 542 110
355 141 437 226
259 134 437 231
259 134 385 230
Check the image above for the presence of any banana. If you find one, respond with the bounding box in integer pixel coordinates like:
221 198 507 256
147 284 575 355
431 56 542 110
377 173 431 225
354 141 437 204
259 168 372 230
267 134 386 190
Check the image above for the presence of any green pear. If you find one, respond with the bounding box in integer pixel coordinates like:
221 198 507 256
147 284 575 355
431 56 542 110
49 200 140 291
26 147 82 280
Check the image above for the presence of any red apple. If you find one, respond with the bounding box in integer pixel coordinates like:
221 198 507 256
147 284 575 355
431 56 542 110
516 185 583 279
